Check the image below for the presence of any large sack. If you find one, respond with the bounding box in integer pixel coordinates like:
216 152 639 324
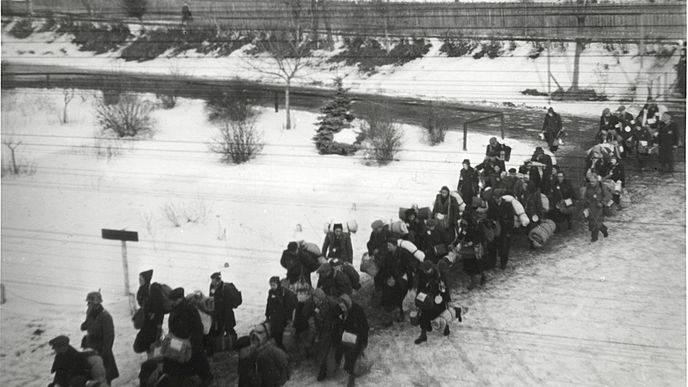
431 307 456 332
478 219 497 242
198 309 213 335
322 220 358 234
417 207 432 220
450 190 466 213
298 240 322 258
359 253 379 277
335 262 361 291
397 239 425 262
528 219 556 248
158 283 174 313
288 276 313 303
540 193 550 212
389 220 409 236
282 325 297 353
501 195 529 228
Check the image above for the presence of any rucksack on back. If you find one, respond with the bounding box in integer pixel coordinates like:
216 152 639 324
159 283 174 313
336 263 361 291
226 283 242 308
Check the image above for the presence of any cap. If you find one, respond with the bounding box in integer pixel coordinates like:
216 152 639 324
440 186 450 193
49 335 70 348
616 105 626 112
462 159 471 165
269 276 280 285
139 269 153 284
169 287 185 300
210 272 222 280
287 241 298 252
508 168 517 173
332 223 343 231
370 219 384 229
85 291 102 303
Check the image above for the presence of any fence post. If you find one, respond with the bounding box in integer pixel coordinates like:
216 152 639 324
274 91 279 112
463 122 468 151
500 113 505 140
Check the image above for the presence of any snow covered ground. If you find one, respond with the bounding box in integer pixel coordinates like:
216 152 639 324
1 87 685 387
1 22 681 117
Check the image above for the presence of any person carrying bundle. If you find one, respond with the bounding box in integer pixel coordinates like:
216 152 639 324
456 205 486 289
413 261 456 344
307 289 345 382
602 156 625 205
549 171 576 230
378 242 416 323
265 276 298 351
457 159 479 204
322 223 354 263
423 218 454 264
581 172 612 242
334 297 369 387
403 208 427 250
134 270 168 356
432 186 461 237
208 272 241 355
486 190 516 270
317 263 354 298
541 107 563 152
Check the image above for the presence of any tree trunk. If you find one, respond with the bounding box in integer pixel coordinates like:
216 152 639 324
311 0 319 48
9 146 18 175
25 0 33 17
321 0 332 48
569 38 583 93
63 104 68 124
285 81 291 130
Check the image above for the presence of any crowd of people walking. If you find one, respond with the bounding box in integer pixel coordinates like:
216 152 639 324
45 103 680 387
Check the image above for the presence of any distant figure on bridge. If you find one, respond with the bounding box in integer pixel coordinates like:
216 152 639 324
181 3 193 30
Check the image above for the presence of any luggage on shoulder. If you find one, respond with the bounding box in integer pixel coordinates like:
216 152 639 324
323 220 358 234
501 195 529 228
161 333 192 363
360 253 379 277
398 239 425 262
389 220 409 237
298 240 322 258
335 262 361 291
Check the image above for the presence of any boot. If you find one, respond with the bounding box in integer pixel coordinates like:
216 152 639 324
443 325 451 336
414 329 428 345
454 307 463 323
601 225 609 238
347 373 356 387
317 364 327 381
613 193 620 205
591 231 598 242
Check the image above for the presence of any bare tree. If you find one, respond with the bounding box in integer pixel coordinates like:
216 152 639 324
243 35 321 129
2 139 22 175
61 88 75 124
284 0 303 41
570 0 590 93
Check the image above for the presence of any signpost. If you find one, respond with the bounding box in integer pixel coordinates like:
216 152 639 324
101 229 139 299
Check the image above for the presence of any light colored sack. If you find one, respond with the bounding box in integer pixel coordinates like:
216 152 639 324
342 331 358 346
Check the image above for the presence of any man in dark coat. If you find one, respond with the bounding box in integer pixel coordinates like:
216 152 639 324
423 218 453 264
404 209 427 250
366 219 392 259
413 261 457 344
542 107 563 152
48 335 86 387
335 297 369 387
209 272 240 348
487 191 516 269
378 242 415 323
582 172 611 242
311 289 345 382
531 147 553 194
636 98 660 130
549 171 577 229
599 108 614 133
134 270 166 355
317 262 353 297
457 159 479 204
603 156 625 204
281 241 319 286
265 276 298 350
80 291 118 384
164 288 213 386
322 223 354 263
656 112 680 172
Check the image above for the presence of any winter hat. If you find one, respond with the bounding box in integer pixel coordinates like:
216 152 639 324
616 105 626 112
210 272 222 281
312 288 327 302
287 241 298 252
139 269 154 284
420 260 434 273
49 335 70 348
508 168 517 174
462 159 471 166
85 291 103 304
169 287 185 300
269 276 281 285
404 208 417 219
333 223 343 231
317 263 333 276
439 186 450 194
370 219 384 230
426 219 438 228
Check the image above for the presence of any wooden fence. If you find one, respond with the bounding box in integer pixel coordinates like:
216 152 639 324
2 0 685 41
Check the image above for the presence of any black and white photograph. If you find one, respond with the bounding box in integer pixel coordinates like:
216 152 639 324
0 0 685 386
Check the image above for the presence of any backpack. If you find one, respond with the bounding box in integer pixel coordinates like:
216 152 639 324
335 262 361 291
226 283 242 308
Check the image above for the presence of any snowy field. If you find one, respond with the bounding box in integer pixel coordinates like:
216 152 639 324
1 87 686 387
1 22 681 117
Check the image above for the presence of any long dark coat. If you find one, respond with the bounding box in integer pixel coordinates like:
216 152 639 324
210 281 238 332
457 167 479 203
336 302 369 374
657 121 679 163
51 345 90 387
432 194 460 232
80 304 119 382
265 286 298 334
280 250 319 285
134 282 166 353
414 266 450 331
542 110 562 147
366 226 392 256
581 182 611 232
322 232 354 263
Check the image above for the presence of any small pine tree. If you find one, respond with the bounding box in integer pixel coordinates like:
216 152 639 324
313 77 356 155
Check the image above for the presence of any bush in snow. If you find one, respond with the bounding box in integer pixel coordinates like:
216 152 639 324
359 108 403 165
9 19 34 39
209 119 264 164
439 36 479 57
161 198 211 227
329 37 431 73
1 139 36 177
205 90 257 123
473 38 503 59
422 105 452 146
527 41 545 59
69 22 131 54
96 94 156 138
313 78 358 155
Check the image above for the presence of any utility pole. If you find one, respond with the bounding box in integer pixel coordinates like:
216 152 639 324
547 40 551 105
